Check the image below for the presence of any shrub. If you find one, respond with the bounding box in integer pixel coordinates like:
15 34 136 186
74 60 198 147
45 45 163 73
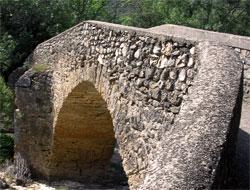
33 64 48 73
14 152 31 186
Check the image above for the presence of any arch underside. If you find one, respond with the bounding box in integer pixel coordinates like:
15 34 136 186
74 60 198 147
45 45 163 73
49 81 115 182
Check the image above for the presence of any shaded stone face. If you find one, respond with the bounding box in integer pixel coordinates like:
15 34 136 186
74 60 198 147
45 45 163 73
49 82 115 181
14 21 245 190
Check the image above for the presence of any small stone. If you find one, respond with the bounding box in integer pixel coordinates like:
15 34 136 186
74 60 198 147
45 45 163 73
153 70 161 81
175 80 182 91
173 42 178 46
136 78 145 87
150 54 159 59
134 49 141 59
176 54 188 67
139 87 147 93
100 46 104 54
152 100 160 107
122 46 129 56
162 42 173 56
120 43 126 48
187 69 195 79
107 48 112 54
115 49 119 57
186 79 193 86
117 57 124 65
172 50 180 56
179 69 187 82
166 112 175 124
176 63 186 68
168 91 181 106
169 71 177 80
145 68 155 79
17 76 31 87
160 69 169 80
234 48 241 53
139 70 145 78
190 47 195 55
166 81 173 91
111 42 115 47
153 45 161 54
168 58 175 67
150 59 158 66
103 48 107 54
161 92 168 101
170 106 180 114
158 81 165 89
120 37 125 42
181 84 188 93
136 61 143 67
151 88 161 100
188 57 194 67
150 82 158 89
143 80 149 87
159 57 168 68
109 31 113 37
130 44 137 50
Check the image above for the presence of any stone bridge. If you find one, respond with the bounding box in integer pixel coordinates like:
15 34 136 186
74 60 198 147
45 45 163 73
14 21 250 189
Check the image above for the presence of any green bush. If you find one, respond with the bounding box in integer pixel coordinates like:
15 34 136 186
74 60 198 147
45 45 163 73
0 133 14 163
0 75 14 132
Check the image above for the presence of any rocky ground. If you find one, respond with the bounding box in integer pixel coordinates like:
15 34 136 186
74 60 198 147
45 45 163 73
0 145 129 190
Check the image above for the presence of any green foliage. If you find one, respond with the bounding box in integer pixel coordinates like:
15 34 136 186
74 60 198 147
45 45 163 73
0 0 111 79
0 75 14 132
16 111 24 119
120 0 250 36
33 64 49 73
0 32 17 75
0 133 14 163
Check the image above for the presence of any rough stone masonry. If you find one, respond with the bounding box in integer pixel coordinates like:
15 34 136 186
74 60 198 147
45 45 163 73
14 21 250 189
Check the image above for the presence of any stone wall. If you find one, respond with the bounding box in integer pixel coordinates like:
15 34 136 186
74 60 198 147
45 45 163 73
238 49 250 100
149 23 250 101
14 21 244 189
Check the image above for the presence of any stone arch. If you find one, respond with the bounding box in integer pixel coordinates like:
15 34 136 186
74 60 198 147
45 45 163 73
49 81 116 182
14 21 243 190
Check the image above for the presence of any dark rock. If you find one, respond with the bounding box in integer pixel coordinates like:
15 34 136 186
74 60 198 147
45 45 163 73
16 76 31 87
145 68 155 79
0 178 9 189
160 69 169 80
8 67 27 90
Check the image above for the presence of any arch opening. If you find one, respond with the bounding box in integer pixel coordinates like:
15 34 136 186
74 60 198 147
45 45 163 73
49 81 127 187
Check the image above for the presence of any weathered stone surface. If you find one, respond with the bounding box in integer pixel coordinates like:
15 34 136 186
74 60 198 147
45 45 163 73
14 20 245 190
179 69 186 82
140 42 243 190
8 67 27 90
